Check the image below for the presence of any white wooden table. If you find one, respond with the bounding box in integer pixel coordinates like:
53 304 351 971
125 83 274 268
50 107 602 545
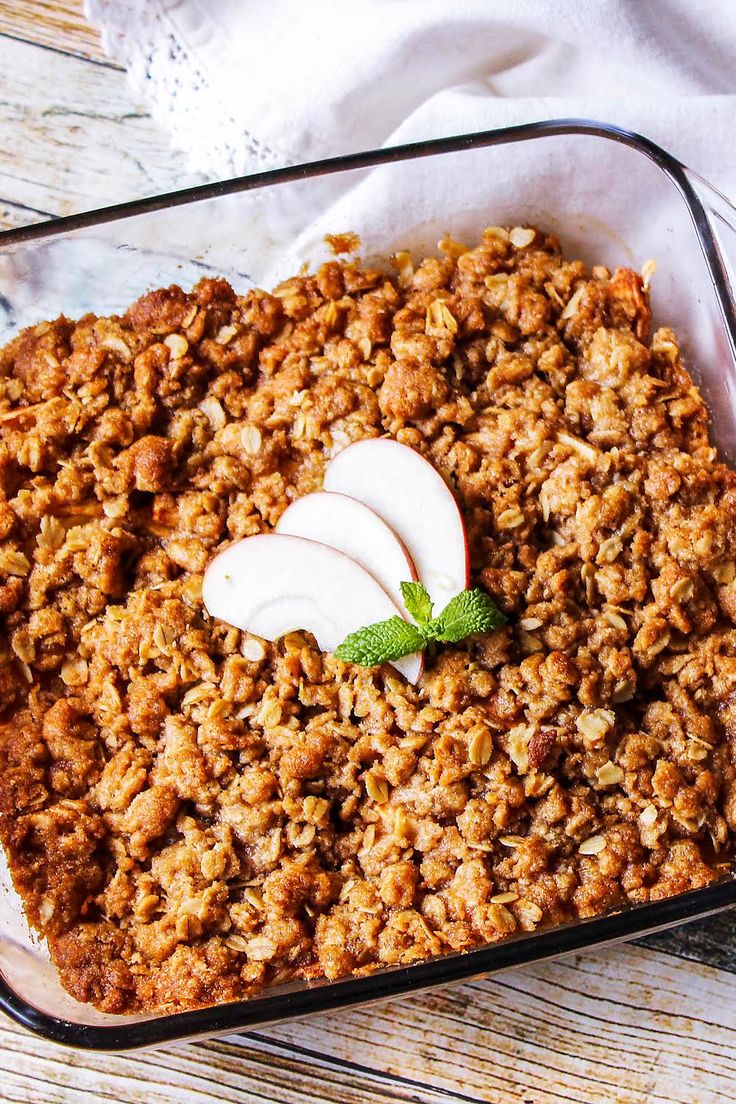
1 6 736 1102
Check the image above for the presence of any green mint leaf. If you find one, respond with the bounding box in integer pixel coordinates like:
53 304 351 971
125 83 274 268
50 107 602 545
335 616 427 667
400 580 433 626
428 587 507 643
333 586 506 671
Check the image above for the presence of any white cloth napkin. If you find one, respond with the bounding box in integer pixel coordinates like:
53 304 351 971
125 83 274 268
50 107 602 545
86 0 736 197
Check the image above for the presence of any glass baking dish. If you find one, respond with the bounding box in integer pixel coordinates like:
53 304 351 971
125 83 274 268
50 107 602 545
1 120 736 1051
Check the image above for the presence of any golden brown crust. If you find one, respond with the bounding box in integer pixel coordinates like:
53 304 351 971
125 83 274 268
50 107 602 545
0 225 734 1014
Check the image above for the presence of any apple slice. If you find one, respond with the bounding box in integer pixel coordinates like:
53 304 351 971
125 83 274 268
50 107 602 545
202 533 422 683
323 439 469 614
275 491 417 611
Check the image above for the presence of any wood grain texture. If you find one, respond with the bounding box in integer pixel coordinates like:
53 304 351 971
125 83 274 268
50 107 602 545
0 198 56 230
2 7 736 1104
641 911 736 972
2 945 736 1104
0 29 203 232
0 0 111 64
265 946 736 1104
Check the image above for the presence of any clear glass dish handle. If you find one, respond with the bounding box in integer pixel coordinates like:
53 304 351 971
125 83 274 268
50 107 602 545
686 168 736 356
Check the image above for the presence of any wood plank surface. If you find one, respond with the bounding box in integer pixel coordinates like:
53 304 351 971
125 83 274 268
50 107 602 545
2 945 736 1104
1 5 736 1104
641 910 736 972
0 0 111 63
0 18 203 233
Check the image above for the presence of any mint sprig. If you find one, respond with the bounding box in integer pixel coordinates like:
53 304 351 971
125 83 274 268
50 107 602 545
333 616 426 667
334 581 506 669
428 587 507 642
400 580 434 626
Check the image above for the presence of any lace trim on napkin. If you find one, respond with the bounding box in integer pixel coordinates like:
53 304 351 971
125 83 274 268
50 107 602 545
85 0 287 178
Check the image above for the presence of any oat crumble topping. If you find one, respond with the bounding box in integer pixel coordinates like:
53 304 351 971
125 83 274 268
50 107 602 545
0 226 735 1014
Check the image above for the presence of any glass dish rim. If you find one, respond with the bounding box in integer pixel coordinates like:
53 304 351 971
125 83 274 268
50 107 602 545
1 117 735 1051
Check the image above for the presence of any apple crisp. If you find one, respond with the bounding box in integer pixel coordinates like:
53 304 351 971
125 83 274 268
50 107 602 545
1 226 735 1014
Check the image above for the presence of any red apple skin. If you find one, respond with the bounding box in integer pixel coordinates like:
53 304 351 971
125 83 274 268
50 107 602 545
324 438 470 613
275 490 418 610
449 484 471 590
